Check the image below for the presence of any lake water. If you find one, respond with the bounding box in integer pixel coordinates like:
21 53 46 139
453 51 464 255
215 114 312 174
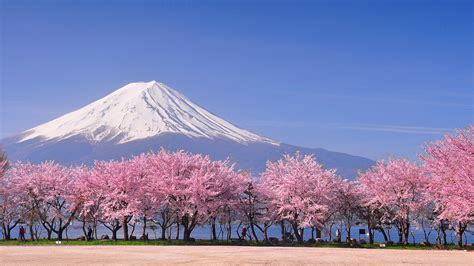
3 222 473 245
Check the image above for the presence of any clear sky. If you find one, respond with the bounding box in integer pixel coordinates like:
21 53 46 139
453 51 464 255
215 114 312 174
1 0 472 160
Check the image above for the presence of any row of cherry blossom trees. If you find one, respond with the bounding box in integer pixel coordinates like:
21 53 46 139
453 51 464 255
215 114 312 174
350 126 472 247
0 150 250 242
0 126 472 246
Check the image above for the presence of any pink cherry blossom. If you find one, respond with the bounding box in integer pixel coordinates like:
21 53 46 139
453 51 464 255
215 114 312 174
358 158 427 245
7 161 78 240
0 160 20 240
260 152 339 243
421 126 473 247
332 179 364 242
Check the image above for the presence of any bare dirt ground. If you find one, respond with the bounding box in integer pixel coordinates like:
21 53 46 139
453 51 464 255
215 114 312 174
0 246 472 265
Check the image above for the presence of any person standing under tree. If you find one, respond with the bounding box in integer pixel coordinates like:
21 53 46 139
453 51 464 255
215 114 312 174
335 229 341 243
19 226 26 241
87 226 93 240
241 227 247 240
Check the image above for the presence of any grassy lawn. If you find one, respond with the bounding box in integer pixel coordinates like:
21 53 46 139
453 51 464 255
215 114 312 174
0 239 472 250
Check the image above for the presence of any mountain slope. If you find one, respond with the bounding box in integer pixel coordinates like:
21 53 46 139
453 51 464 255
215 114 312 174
2 81 373 179
18 81 277 145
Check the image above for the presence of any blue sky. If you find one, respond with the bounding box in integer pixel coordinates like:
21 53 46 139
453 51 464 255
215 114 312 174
1 0 472 160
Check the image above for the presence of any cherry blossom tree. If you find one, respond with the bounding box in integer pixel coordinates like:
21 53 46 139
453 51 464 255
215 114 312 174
0 188 20 240
0 151 19 240
127 153 158 240
205 161 247 241
421 126 473 247
2 135 469 247
0 167 21 240
151 149 246 241
6 163 39 240
413 200 437 244
72 165 103 240
9 161 79 240
37 163 79 240
260 152 338 243
237 180 264 242
358 159 427 245
356 185 390 244
333 179 363 242
91 159 144 240
171 153 221 241
145 150 177 240
237 177 278 242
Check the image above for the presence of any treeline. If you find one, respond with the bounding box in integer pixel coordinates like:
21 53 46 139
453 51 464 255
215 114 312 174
0 126 472 247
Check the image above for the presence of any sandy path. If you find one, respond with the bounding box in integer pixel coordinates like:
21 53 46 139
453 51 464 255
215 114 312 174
0 246 472 265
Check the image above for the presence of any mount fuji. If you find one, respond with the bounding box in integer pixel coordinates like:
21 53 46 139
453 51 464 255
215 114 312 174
1 81 373 178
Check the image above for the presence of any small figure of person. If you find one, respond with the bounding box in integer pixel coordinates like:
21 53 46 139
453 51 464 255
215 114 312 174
335 229 341 243
19 226 26 241
241 227 247 240
87 226 93 240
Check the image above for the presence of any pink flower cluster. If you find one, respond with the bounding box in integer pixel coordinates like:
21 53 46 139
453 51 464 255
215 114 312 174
0 126 471 247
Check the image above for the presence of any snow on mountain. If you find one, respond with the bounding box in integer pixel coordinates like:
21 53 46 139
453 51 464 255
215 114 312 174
18 81 278 145
2 80 374 179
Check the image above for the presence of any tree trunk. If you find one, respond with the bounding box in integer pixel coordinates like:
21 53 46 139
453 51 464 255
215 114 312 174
46 229 52 240
181 214 197 242
183 226 191 241
142 217 147 240
440 225 447 245
403 222 410 245
346 224 351 242
122 217 129 241
250 222 259 242
175 222 180 240
161 225 167 240
397 226 403 243
367 215 373 244
211 219 217 241
129 222 136 239
2 224 10 240
29 223 35 241
280 221 287 242
57 228 64 240
316 227 322 239
227 221 232 241
112 228 118 240
378 228 388 242
6 220 20 240
369 228 374 244
107 220 122 241
328 224 334 241
291 222 303 243
263 226 269 242
457 222 465 248
82 221 88 240
94 222 98 240
41 221 53 240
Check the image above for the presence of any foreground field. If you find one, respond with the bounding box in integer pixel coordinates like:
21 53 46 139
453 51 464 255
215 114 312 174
0 245 472 265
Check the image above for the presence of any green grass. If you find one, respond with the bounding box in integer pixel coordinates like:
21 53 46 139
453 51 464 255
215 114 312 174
0 239 472 250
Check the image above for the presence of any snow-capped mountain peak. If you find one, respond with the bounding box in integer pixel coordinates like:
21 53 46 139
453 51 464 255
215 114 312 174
18 81 279 145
